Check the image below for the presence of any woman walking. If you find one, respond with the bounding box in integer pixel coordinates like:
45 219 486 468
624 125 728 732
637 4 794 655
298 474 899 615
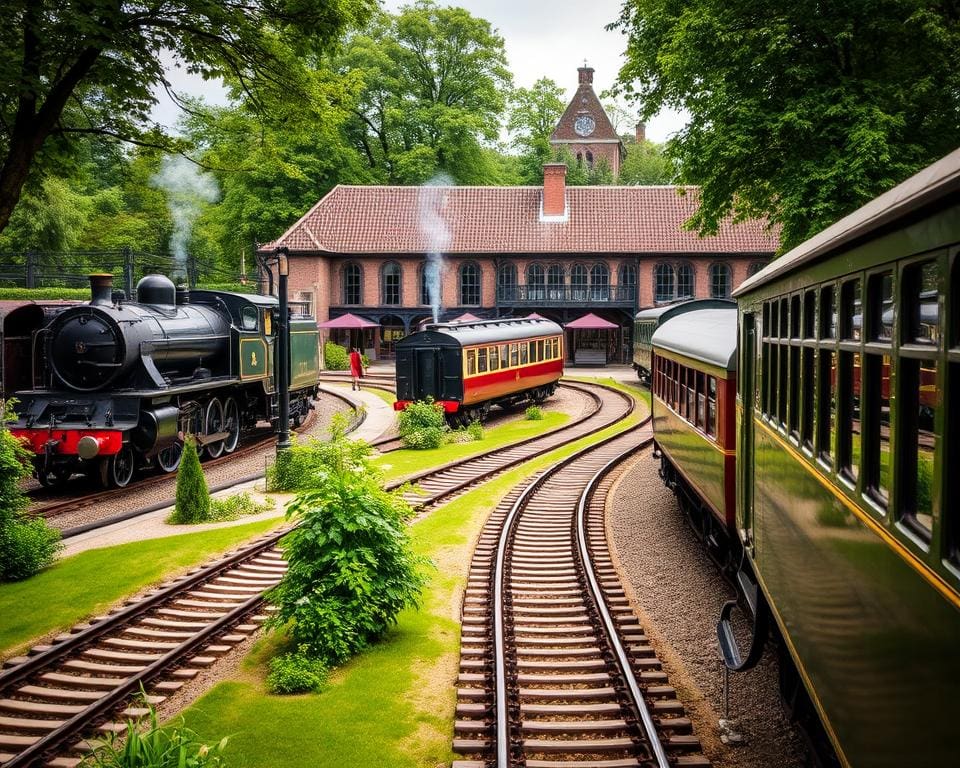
349 347 364 391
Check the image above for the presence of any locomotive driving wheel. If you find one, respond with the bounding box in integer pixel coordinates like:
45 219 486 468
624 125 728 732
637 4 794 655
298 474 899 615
204 398 225 459
156 442 183 473
223 397 240 454
101 445 135 488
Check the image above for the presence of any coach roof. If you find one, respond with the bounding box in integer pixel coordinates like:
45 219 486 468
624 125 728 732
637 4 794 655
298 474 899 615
397 318 564 348
635 298 735 322
652 308 738 371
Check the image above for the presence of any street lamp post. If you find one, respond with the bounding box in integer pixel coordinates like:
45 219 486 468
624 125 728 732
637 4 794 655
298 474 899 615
275 247 292 453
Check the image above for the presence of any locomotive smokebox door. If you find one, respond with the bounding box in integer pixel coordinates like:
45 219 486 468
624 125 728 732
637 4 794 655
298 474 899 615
415 348 440 400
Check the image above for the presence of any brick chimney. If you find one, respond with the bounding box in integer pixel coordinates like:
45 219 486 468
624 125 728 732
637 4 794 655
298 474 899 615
635 121 646 143
578 66 594 85
542 163 567 220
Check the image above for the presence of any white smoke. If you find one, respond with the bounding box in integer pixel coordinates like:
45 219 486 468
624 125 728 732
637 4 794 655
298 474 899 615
150 156 219 281
418 174 453 323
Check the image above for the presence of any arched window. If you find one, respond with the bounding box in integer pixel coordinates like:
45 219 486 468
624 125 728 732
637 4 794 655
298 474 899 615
590 263 609 301
576 153 583 167
585 151 594 170
380 261 401 306
654 263 674 304
460 262 481 306
343 262 362 305
571 264 588 301
618 264 636 301
748 261 766 277
527 263 545 300
710 262 731 298
547 264 564 300
497 263 517 302
677 263 694 299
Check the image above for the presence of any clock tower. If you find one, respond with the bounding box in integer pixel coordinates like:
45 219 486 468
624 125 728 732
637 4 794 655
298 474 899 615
549 66 625 179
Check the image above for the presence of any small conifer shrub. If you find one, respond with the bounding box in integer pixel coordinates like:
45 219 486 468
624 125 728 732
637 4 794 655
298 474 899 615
170 439 210 524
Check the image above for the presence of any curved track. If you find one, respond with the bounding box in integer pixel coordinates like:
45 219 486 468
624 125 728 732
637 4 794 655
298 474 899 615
453 419 711 767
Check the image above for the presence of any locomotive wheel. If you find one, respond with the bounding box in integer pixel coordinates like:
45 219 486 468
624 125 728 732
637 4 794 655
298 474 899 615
204 398 225 459
223 397 240 454
102 446 135 488
38 468 72 489
156 442 183 473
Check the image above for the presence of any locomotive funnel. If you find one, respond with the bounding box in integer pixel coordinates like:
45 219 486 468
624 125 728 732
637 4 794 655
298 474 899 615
89 274 114 306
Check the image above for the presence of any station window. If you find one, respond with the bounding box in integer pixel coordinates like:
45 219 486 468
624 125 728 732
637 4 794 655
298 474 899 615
477 347 488 373
466 349 476 376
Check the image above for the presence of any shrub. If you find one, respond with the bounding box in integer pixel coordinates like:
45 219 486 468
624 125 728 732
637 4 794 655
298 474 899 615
81 702 229 767
267 415 368 492
267 425 429 664
266 647 329 694
466 420 484 441
0 403 61 581
397 399 447 450
208 493 275 522
525 405 544 420
323 341 349 371
169 440 210 524
0 287 90 300
360 353 370 368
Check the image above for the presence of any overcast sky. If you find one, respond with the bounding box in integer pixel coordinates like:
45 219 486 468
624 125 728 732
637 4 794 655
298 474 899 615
152 0 687 143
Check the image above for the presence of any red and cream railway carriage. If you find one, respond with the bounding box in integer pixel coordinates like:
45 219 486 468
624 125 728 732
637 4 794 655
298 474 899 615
394 317 564 425
650 307 738 555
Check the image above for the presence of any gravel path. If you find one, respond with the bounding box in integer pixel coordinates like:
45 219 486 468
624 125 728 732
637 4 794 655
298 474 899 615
607 451 807 768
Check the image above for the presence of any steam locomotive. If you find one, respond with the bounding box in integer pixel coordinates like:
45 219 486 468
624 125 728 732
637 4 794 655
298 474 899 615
9 274 319 488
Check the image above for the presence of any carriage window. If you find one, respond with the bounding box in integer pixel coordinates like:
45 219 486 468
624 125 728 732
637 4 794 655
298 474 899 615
842 279 861 340
510 344 519 367
466 349 477 376
790 295 800 338
501 344 510 367
682 369 692 418
768 343 777 420
789 344 800 438
871 271 895 341
707 377 717 437
865 353 891 507
241 307 258 331
489 346 499 371
477 347 488 373
820 285 836 338
818 350 835 465
804 290 816 339
907 260 939 345
902 359 936 537
779 298 789 337
696 372 706 429
801 344 815 450
537 339 545 362
552 337 560 359
839 352 861 483
778 336 788 427
520 343 529 365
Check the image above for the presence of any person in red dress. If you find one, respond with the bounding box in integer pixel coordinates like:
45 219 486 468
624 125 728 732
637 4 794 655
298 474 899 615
349 347 364 390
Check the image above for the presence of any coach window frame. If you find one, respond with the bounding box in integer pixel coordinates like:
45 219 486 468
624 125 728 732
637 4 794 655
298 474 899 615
946 247 959 571
862 267 895 515
816 282 838 469
801 289 817 453
788 293 801 443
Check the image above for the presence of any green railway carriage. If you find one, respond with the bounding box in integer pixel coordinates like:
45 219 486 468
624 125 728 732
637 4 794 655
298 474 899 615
633 299 734 383
725 149 960 767
651 309 738 554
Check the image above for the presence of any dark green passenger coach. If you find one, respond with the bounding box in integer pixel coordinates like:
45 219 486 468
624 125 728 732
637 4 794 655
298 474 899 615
728 148 960 767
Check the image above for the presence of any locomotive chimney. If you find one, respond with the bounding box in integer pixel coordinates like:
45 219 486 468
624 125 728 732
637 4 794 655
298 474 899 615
175 285 190 305
89 273 114 306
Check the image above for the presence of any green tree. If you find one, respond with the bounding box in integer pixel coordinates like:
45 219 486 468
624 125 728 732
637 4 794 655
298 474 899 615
336 0 512 184
0 0 375 235
508 78 566 184
171 440 210 524
620 139 675 185
610 0 960 249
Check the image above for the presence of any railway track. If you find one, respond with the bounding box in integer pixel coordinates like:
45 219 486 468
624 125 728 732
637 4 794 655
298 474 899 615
0 527 291 768
453 420 711 768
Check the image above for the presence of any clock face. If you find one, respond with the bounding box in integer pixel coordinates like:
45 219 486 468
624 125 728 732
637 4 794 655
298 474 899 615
574 114 595 137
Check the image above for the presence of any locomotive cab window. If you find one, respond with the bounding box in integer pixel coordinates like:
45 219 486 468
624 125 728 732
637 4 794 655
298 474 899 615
263 310 273 336
241 307 258 331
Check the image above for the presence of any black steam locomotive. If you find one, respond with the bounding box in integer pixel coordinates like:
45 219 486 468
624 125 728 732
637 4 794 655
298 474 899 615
10 274 320 488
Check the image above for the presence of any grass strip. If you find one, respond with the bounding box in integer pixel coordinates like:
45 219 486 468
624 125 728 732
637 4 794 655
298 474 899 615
0 518 282 657
180 382 648 767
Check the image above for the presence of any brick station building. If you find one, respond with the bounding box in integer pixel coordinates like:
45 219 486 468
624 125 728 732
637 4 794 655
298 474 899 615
263 163 777 363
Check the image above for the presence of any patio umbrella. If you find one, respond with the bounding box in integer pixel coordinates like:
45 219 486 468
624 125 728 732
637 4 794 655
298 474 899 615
317 312 378 329
563 312 618 329
450 312 482 323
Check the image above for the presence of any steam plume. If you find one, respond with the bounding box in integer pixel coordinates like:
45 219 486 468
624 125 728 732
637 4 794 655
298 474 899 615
150 156 219 281
418 174 453 323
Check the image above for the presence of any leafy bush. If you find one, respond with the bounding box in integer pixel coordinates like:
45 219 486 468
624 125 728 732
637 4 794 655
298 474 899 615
1 405 61 581
81 702 229 767
323 341 348 371
361 353 370 368
266 647 329 694
208 493 275 522
466 420 484 441
169 440 210 524
267 425 428 664
397 399 447 450
267 416 368 492
525 405 544 420
0 287 90 300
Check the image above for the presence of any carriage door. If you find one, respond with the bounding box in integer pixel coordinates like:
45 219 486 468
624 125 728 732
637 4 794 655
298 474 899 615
416 348 440 400
739 311 757 551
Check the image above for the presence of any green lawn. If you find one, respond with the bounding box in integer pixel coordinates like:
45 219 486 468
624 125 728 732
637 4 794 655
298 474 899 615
0 518 283 657
180 383 647 767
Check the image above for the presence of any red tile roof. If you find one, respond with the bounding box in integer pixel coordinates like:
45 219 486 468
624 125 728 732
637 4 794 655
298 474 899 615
264 185 779 255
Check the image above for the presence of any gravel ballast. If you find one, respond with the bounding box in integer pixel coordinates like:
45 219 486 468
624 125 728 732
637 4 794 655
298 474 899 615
608 450 807 768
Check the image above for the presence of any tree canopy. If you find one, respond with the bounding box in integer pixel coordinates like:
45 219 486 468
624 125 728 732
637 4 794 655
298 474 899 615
0 0 375 234
610 0 960 249
507 77 566 184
